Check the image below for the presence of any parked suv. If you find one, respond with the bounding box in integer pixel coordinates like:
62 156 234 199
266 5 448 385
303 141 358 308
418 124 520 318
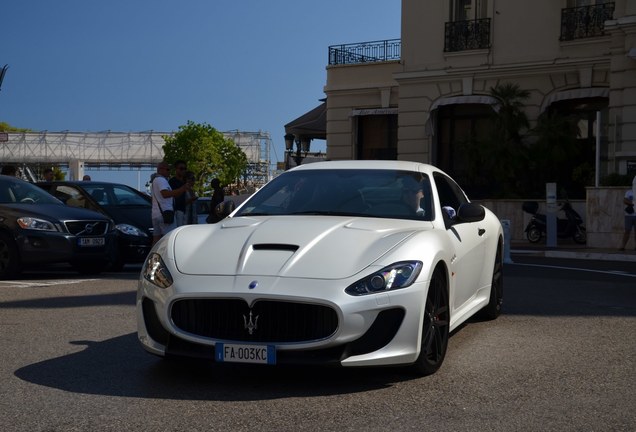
0 175 116 279
37 181 152 270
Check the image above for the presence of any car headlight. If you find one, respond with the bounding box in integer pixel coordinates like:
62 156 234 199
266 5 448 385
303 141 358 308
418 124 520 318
142 253 173 289
345 261 423 296
116 223 148 237
17 217 58 232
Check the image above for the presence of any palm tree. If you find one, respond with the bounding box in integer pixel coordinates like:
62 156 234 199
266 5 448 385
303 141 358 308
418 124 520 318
462 83 531 198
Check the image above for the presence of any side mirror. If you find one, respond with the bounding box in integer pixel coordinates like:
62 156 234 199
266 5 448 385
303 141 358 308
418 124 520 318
455 203 485 223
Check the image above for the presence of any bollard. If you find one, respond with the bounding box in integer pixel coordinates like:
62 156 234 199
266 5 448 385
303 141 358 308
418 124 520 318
500 219 513 264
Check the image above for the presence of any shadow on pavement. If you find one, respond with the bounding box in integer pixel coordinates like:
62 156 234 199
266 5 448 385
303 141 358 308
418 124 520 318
15 333 415 401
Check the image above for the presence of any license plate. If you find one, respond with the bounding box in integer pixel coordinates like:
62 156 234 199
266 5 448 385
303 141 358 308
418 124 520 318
215 343 276 365
78 237 105 247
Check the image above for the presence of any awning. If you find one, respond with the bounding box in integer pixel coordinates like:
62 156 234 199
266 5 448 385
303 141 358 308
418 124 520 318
425 95 499 136
285 102 326 140
540 88 609 112
351 108 399 116
429 95 499 111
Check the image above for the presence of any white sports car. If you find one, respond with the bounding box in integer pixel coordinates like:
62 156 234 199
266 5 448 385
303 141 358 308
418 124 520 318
137 160 503 375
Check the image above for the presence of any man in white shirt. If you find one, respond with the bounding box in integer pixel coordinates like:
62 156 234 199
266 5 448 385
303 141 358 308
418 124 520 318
151 161 190 245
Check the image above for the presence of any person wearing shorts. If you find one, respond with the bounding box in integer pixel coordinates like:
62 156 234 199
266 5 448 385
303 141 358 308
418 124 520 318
619 186 635 251
151 161 190 245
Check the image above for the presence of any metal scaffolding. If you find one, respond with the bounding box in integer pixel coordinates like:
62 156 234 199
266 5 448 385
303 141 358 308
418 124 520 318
0 130 273 185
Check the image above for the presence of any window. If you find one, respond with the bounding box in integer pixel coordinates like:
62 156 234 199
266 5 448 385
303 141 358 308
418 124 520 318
445 0 490 51
450 0 487 21
433 172 469 212
356 114 398 160
435 103 494 183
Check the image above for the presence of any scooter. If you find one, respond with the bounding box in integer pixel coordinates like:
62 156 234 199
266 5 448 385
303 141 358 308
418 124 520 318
523 200 587 244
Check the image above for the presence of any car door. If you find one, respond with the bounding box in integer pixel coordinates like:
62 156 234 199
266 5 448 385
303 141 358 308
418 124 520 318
433 173 486 311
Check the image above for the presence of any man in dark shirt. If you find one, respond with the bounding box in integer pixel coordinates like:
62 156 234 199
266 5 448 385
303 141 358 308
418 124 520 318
169 160 188 226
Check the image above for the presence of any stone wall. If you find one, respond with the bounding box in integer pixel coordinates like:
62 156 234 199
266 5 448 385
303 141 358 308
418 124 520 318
585 187 631 249
474 187 630 248
474 199 585 244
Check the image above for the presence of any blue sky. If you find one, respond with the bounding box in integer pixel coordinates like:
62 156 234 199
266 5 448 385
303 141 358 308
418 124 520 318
1 0 400 189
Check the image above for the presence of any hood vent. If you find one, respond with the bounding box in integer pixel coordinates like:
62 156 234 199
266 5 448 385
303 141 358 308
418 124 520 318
252 243 299 252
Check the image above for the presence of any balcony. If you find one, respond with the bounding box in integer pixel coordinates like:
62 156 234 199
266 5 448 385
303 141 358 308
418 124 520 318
560 2 615 41
328 39 401 65
444 18 491 52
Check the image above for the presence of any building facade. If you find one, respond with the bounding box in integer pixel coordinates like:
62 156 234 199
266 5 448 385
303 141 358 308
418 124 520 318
323 1 636 185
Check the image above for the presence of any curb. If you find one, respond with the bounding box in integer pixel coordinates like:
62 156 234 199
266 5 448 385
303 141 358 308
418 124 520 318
510 248 636 262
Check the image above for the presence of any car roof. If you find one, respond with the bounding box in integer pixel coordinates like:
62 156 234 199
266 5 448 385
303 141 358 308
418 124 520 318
40 180 133 187
289 160 436 173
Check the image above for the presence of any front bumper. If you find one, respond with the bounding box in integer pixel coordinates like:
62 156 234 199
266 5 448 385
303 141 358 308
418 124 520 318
117 235 152 263
137 274 429 367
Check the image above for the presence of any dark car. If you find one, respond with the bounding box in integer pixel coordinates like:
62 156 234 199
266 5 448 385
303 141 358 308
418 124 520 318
37 181 152 270
0 175 117 279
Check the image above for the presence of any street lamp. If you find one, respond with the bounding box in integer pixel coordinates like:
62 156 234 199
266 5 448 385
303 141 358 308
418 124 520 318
0 65 8 92
284 133 311 169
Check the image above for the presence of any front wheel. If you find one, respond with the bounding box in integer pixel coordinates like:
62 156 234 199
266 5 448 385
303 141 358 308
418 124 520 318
411 268 449 376
526 225 542 243
573 226 586 244
73 262 108 275
0 232 20 279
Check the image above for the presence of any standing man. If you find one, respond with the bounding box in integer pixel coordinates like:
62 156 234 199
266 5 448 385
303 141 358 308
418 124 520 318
151 161 190 245
43 168 54 182
169 160 188 227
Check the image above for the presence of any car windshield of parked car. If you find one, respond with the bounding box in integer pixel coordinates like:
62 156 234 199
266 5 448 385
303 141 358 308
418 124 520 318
0 177 62 205
82 184 150 207
235 169 434 221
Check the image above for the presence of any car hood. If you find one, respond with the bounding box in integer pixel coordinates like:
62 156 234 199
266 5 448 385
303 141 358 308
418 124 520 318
173 216 430 278
2 203 110 221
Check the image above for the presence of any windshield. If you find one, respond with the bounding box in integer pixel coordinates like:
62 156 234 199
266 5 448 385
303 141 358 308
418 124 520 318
235 169 434 221
0 177 62 205
82 184 151 207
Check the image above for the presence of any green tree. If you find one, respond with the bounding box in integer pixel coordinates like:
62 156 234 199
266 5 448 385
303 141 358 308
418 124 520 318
527 111 586 198
0 121 30 132
460 83 531 198
162 121 248 193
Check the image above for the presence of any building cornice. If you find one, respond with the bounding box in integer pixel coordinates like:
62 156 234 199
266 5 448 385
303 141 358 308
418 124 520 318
393 56 610 82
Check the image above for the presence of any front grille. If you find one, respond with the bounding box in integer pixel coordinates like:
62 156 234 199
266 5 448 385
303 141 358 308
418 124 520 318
65 220 109 236
171 298 338 343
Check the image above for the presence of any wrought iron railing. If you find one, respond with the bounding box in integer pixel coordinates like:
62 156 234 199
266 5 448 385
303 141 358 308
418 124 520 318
328 39 401 65
444 18 491 52
560 2 614 41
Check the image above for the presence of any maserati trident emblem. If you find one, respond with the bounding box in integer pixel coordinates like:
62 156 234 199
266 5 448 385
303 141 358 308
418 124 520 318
243 310 259 335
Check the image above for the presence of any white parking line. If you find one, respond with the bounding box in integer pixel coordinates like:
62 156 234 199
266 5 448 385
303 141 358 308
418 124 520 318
511 262 636 278
0 279 97 288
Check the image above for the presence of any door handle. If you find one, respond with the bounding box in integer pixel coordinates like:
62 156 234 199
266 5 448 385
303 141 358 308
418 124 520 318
478 228 486 236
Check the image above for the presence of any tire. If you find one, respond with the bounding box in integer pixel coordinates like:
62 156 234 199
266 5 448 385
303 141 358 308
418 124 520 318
526 226 542 243
478 240 504 320
573 226 587 244
0 232 20 280
108 250 126 272
411 267 449 376
73 262 108 275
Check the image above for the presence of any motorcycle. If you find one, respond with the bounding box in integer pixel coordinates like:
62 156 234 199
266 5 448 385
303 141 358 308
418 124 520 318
522 200 587 244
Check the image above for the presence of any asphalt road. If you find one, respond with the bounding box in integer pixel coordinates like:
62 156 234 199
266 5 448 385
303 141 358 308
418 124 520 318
0 258 634 432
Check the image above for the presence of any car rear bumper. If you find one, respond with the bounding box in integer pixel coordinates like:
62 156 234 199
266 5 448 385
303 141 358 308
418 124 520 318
16 231 116 265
